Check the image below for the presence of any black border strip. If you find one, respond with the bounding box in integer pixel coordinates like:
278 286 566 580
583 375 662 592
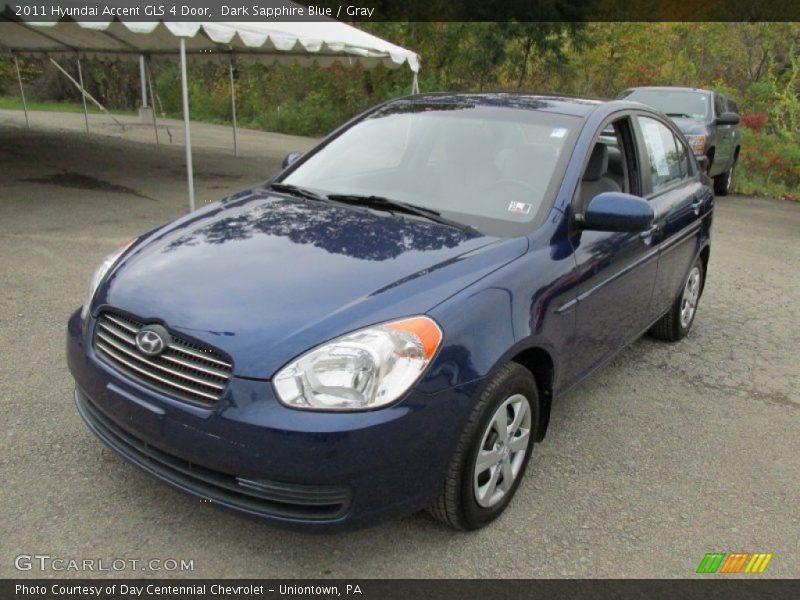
2 0 800 23
3 579 800 600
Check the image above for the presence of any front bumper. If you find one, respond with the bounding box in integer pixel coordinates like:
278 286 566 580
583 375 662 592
67 310 477 530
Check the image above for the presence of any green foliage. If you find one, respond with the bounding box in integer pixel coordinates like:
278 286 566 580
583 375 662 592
152 59 407 136
360 22 584 93
734 128 800 201
0 57 42 92
766 49 800 137
87 60 141 110
0 95 133 115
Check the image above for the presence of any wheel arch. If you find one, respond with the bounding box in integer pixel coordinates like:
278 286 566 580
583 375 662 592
699 244 711 297
706 146 715 172
510 346 554 442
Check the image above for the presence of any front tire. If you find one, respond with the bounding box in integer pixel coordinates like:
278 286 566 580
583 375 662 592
649 257 705 342
427 363 538 530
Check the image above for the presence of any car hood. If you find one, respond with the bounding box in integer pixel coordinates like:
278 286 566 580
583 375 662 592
98 189 527 378
669 117 710 135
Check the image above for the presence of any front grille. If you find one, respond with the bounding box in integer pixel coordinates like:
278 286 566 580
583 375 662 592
75 389 352 521
93 311 233 407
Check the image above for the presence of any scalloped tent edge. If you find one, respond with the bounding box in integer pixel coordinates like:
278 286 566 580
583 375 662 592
0 19 421 211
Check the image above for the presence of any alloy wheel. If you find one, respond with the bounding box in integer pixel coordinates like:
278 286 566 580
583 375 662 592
473 393 532 508
680 266 701 329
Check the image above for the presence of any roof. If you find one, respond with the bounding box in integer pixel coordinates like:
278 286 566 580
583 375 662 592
622 86 713 94
0 20 420 72
388 92 605 118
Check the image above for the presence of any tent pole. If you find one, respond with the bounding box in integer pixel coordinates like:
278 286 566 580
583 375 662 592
76 56 90 134
49 58 125 131
228 54 239 157
13 55 30 128
139 55 148 108
179 37 195 212
145 56 159 145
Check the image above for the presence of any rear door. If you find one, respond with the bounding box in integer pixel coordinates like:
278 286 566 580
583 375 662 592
633 114 709 320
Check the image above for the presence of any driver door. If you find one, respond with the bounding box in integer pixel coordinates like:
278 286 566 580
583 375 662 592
566 115 659 382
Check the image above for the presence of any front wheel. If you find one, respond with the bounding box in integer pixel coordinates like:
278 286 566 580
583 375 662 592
427 363 538 530
649 257 705 342
713 163 734 196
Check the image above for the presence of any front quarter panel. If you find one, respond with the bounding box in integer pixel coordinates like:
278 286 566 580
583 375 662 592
426 208 577 395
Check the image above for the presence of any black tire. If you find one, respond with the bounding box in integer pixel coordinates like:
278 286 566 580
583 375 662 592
427 362 539 530
713 163 734 196
649 257 705 342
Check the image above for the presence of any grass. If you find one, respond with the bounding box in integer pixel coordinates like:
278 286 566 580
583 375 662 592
0 95 135 116
733 172 799 202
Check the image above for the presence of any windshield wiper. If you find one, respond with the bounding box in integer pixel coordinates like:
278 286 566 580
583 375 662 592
326 194 477 233
267 182 330 203
665 112 692 118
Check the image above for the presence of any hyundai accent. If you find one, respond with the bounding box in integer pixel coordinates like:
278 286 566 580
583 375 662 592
67 93 713 530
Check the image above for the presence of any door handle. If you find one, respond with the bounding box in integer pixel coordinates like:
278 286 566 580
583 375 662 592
691 196 704 215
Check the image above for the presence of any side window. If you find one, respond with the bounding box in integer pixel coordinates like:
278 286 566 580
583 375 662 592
576 117 639 213
636 116 690 193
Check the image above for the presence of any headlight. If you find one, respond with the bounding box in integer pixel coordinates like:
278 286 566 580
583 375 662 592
685 134 707 156
273 316 443 411
80 239 135 320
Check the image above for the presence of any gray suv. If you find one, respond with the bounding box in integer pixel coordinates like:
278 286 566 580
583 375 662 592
618 86 741 195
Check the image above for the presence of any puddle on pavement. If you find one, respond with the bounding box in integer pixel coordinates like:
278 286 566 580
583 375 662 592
21 171 155 200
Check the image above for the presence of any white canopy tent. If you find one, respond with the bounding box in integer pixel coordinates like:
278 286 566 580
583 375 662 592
0 19 421 211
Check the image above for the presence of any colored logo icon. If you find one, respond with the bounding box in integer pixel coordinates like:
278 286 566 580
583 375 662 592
696 552 773 574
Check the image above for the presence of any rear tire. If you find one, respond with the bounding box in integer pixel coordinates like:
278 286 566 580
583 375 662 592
714 163 734 196
427 363 539 530
649 257 704 342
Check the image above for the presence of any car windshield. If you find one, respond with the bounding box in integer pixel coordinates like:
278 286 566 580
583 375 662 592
620 89 711 121
279 102 579 237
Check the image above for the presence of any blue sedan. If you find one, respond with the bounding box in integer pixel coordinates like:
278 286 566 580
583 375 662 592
67 93 713 530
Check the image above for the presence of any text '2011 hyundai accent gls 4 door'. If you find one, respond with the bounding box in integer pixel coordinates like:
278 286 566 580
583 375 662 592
67 93 713 531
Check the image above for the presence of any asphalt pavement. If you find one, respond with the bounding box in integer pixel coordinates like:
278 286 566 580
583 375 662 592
0 111 798 578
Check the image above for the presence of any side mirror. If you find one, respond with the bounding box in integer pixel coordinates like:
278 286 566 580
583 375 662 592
282 152 303 169
716 112 740 125
696 155 710 173
582 192 654 233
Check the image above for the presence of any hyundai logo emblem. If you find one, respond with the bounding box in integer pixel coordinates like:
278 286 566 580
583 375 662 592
135 325 170 356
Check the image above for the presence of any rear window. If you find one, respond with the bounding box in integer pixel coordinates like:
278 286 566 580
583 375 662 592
637 116 693 192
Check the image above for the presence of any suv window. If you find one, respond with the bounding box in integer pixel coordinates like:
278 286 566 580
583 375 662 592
637 116 692 193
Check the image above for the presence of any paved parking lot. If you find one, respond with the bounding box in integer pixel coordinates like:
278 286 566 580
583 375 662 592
1 113 798 578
